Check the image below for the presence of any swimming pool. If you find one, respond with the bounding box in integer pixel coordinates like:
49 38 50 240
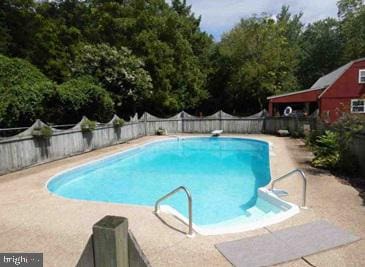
47 137 299 235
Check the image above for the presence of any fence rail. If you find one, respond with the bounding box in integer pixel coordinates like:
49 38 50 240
0 110 317 175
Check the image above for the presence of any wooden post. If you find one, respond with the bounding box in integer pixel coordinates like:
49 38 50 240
219 110 222 130
181 111 185 133
143 113 147 136
93 216 129 267
262 110 267 134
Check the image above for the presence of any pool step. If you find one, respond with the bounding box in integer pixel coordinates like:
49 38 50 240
271 188 289 197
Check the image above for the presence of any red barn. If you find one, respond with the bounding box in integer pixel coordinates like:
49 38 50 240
268 58 365 123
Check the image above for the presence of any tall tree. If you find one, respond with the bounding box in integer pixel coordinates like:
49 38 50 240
0 0 39 58
72 43 153 115
338 0 365 61
276 5 303 46
0 0 213 117
83 0 213 114
208 14 300 115
337 0 364 19
298 18 343 88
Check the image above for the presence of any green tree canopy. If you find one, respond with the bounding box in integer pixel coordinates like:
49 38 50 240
298 18 343 88
83 0 212 114
53 76 114 123
337 0 364 19
1 1 365 123
338 0 365 61
0 54 55 127
209 14 300 114
72 43 152 114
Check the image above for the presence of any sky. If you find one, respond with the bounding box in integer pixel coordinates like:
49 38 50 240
182 0 339 40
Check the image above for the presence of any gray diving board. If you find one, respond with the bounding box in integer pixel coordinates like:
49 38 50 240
215 220 359 267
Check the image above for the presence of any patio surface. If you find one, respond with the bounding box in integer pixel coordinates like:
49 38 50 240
0 134 364 266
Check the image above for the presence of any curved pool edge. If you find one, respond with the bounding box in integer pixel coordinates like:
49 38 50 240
159 188 300 236
44 135 299 236
45 135 272 192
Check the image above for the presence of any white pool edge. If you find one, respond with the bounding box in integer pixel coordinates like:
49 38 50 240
45 135 272 190
46 135 299 236
159 188 300 236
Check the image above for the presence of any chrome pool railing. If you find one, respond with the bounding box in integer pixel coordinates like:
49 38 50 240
167 134 181 140
154 186 194 237
270 168 308 208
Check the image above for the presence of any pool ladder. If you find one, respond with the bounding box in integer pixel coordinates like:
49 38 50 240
167 134 181 141
270 168 308 208
154 186 194 237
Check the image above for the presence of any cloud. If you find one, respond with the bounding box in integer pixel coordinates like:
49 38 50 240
183 0 339 40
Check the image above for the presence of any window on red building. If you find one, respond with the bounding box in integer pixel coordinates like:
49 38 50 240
351 99 365 113
359 69 365 83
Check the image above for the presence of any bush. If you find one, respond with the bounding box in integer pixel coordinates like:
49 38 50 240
113 118 125 128
0 54 55 127
81 119 96 132
331 114 364 174
312 131 340 169
32 125 53 139
156 127 167 135
54 76 114 123
310 115 364 174
305 129 325 146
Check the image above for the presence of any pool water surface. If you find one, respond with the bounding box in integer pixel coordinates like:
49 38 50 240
48 137 298 233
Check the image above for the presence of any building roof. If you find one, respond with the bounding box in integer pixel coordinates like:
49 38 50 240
267 57 365 101
310 62 352 90
318 57 365 98
267 88 322 100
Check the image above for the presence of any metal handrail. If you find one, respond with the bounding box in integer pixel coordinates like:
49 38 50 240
154 186 194 237
167 134 181 140
270 169 307 208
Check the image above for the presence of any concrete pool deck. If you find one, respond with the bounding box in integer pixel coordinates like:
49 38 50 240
0 134 364 266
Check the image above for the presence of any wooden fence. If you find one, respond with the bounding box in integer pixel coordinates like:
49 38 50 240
263 117 317 135
0 110 316 175
351 134 365 176
0 115 145 175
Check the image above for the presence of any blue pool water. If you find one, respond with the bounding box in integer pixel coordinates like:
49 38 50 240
48 137 274 226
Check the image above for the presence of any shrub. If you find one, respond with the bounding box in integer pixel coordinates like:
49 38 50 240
81 119 96 132
312 131 340 169
32 125 53 139
305 129 325 146
310 114 364 174
330 114 364 174
156 127 167 135
113 118 125 128
0 54 55 127
54 76 114 123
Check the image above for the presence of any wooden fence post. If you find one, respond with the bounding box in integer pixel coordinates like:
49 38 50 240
93 216 129 267
181 111 185 133
219 110 223 130
143 113 147 136
262 111 267 134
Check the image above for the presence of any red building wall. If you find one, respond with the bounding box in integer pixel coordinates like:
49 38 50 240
320 60 365 122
